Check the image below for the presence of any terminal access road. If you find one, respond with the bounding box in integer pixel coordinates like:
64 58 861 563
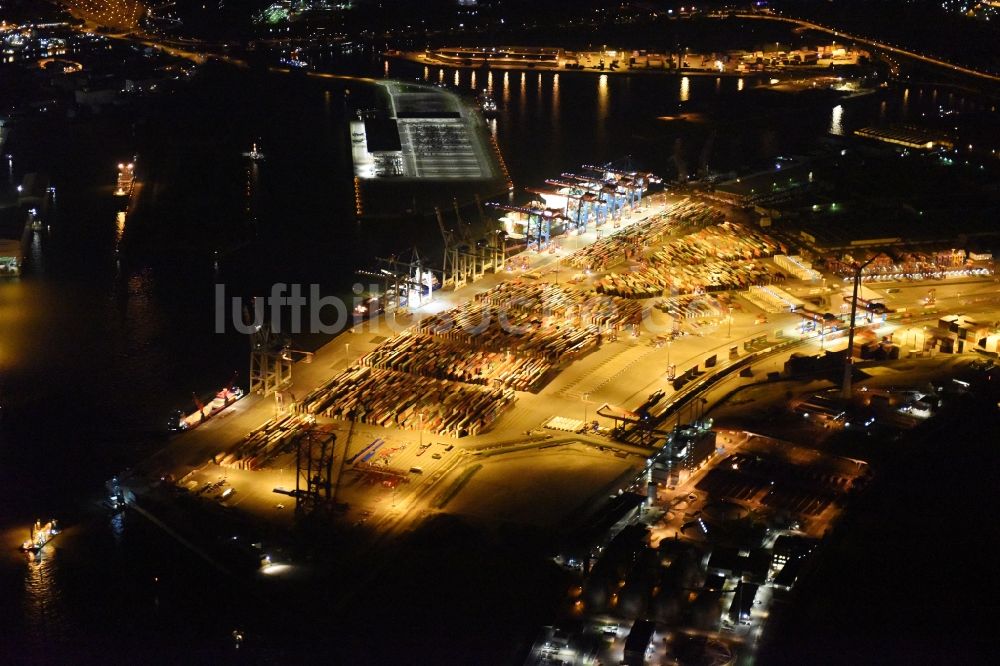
726 12 1000 83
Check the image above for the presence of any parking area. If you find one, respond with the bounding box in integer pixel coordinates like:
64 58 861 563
398 118 488 178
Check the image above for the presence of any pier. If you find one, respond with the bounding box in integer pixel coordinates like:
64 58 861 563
351 80 509 218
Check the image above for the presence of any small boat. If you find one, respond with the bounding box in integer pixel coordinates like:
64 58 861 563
244 142 265 161
478 89 499 117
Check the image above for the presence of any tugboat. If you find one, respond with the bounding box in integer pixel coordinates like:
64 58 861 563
478 88 499 117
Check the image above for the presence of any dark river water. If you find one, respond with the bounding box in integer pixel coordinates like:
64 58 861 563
0 36 994 661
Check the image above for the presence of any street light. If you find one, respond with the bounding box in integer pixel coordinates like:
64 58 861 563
582 393 590 428
345 342 350 366
418 412 425 448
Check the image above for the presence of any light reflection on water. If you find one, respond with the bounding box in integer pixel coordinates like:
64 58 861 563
596 74 609 144
109 511 125 544
552 73 560 118
829 104 844 136
597 74 609 117
245 160 259 226
0 279 35 374
28 229 44 276
519 72 527 117
115 210 126 246
22 541 69 649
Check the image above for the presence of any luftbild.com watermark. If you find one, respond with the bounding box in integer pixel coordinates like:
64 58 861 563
214 282 704 337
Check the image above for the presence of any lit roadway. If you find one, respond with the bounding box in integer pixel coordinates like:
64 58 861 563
726 12 1000 83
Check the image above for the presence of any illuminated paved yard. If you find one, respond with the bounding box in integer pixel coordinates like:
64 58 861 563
123 180 1000 664
441 444 641 527
136 189 1000 549
137 197 725 523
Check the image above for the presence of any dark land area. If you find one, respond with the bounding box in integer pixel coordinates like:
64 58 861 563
760 385 1000 665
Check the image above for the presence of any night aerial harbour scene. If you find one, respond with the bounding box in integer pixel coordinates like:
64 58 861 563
1 0 999 664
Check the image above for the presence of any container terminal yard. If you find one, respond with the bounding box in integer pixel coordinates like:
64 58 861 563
3 0 1000 662
106 154 1000 662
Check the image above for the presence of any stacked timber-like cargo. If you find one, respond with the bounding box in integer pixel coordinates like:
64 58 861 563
296 367 515 438
358 332 552 392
